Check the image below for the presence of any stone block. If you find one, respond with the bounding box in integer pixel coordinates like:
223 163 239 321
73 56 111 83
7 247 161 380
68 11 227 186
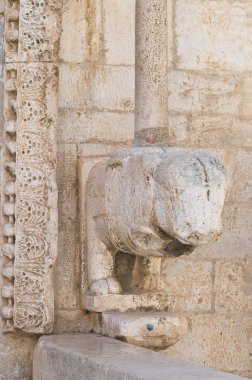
78 143 118 158
0 15 4 66
58 109 134 143
192 148 252 260
0 333 37 379
168 115 189 146
58 64 135 111
101 312 188 350
175 0 252 71
83 293 175 313
215 259 252 312
59 0 102 63
189 116 252 148
55 223 80 309
166 313 252 375
167 0 173 69
54 144 80 310
228 149 252 203
0 1 4 13
103 0 135 65
33 333 246 380
193 200 252 260
168 71 241 115
240 76 252 118
53 310 93 333
162 258 213 312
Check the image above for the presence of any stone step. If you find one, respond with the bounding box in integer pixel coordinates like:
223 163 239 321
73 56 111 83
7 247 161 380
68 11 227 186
33 333 248 380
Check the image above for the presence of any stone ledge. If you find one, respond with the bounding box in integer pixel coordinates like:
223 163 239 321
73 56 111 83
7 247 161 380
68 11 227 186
82 293 175 312
33 333 248 380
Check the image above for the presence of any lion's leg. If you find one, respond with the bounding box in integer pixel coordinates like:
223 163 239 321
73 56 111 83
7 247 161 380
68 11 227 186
87 213 122 295
134 256 165 291
86 162 122 296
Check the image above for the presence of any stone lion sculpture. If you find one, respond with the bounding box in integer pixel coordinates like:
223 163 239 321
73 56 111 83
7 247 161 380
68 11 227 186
86 147 228 295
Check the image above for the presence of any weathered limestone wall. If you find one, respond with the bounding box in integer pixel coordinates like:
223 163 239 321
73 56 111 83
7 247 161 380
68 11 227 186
54 0 135 331
55 0 252 378
164 2 252 378
0 0 251 379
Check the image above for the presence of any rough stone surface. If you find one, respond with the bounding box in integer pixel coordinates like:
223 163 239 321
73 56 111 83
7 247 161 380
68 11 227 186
101 312 188 350
215 259 252 313
83 293 176 313
192 150 252 261
240 77 252 119
175 0 252 71
162 258 213 312
189 116 252 148
55 144 80 310
0 1 4 13
33 334 247 380
58 109 134 144
59 64 135 112
135 0 168 144
168 71 241 115
59 0 102 63
103 0 135 66
53 310 93 334
168 115 189 146
0 332 37 380
166 313 252 375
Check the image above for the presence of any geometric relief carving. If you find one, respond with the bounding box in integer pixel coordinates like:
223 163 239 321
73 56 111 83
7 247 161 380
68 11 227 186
2 0 61 333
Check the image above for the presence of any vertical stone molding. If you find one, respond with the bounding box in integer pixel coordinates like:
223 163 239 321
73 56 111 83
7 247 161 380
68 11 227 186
14 62 58 333
1 0 20 333
1 0 61 334
135 0 168 145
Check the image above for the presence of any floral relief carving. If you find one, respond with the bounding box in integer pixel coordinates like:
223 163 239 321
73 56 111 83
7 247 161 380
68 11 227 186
1 0 61 333
14 63 58 333
18 0 62 62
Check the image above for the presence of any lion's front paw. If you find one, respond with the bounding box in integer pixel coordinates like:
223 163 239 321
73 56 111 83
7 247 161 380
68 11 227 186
90 277 122 295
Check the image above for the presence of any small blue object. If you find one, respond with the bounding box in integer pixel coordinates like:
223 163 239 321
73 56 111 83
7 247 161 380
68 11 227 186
146 324 154 332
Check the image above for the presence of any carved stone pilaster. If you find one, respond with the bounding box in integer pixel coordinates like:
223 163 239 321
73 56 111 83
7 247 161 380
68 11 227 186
1 0 61 334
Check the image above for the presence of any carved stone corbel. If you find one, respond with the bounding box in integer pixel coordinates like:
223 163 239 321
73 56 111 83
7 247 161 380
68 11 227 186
82 146 228 349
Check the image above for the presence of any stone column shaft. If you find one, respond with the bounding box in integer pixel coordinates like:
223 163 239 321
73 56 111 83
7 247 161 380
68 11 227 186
135 0 168 145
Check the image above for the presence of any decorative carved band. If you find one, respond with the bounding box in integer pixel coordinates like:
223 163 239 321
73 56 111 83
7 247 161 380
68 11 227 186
1 61 17 332
14 62 58 333
1 0 19 331
1 0 61 333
